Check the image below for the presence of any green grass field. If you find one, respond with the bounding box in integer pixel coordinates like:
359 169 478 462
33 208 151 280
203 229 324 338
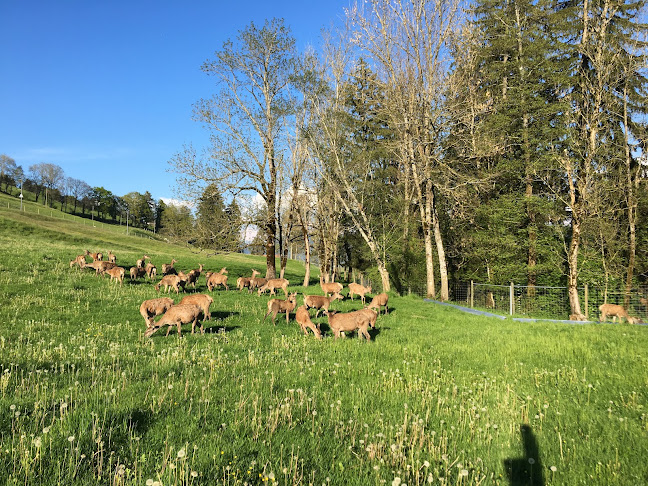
0 201 647 486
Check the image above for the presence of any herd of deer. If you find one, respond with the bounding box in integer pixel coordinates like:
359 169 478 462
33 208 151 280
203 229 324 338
72 249 642 338
71 249 390 340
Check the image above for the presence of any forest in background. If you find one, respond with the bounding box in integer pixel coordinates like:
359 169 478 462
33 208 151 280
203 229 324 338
0 159 244 253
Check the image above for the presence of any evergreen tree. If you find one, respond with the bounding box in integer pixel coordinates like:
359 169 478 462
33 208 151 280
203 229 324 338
468 0 567 288
195 184 243 252
154 199 166 233
550 0 648 314
160 204 194 244
338 59 402 287
224 200 244 252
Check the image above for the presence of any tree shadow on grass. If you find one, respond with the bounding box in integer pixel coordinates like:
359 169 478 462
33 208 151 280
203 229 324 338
504 424 545 486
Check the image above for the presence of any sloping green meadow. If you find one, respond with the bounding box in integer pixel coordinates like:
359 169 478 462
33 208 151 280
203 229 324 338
0 206 647 485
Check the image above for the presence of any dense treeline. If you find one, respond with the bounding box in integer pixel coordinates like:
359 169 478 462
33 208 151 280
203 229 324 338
0 156 244 252
172 0 647 316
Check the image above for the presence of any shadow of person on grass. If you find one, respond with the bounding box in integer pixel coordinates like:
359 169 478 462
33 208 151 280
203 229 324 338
504 424 545 486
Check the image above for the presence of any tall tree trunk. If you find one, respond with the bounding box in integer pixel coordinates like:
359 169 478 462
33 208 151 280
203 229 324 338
265 223 276 279
331 240 338 283
567 218 583 316
623 84 637 307
377 261 390 293
402 162 412 294
277 195 285 279
526 179 537 295
430 186 449 301
301 220 311 287
265 145 277 279
265 200 277 279
565 153 584 318
409 129 436 298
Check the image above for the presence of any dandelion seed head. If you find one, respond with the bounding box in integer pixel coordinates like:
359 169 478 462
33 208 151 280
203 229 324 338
67 436 75 442
177 449 186 458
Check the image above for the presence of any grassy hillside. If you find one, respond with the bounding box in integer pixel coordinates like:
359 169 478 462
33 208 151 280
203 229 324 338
0 207 647 485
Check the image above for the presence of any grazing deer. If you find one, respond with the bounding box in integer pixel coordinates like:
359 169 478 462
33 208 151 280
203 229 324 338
599 303 630 323
162 258 178 276
264 292 298 325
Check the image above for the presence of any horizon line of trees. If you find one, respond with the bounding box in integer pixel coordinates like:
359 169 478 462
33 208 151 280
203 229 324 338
171 0 648 316
0 156 244 252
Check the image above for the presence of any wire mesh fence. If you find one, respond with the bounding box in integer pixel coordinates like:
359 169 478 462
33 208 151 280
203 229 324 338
447 281 648 322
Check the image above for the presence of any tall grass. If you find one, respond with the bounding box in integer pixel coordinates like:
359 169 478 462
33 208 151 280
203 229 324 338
0 208 647 485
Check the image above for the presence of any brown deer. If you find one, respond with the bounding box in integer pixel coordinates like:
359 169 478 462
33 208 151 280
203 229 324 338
84 249 103 261
348 283 372 304
295 305 322 339
321 282 343 297
161 259 178 276
139 297 174 327
599 303 635 323
264 292 297 325
366 293 389 315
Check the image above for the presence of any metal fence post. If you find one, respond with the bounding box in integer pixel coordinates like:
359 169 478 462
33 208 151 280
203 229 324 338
584 284 589 319
470 280 474 308
510 282 514 316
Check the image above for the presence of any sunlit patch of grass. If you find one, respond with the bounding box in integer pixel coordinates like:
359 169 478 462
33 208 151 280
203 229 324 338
0 211 647 485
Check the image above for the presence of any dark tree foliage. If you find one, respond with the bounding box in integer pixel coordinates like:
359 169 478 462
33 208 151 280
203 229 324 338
195 184 243 252
336 59 404 286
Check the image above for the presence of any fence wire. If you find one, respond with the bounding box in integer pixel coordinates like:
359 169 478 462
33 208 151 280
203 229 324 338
447 281 648 321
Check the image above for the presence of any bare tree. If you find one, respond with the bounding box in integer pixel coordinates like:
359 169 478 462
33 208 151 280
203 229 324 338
346 0 464 300
0 155 17 192
172 19 299 279
305 28 392 291
66 178 92 214
29 163 64 207
558 1 627 318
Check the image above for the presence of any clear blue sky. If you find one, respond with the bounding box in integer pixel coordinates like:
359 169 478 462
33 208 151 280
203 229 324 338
0 0 350 202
